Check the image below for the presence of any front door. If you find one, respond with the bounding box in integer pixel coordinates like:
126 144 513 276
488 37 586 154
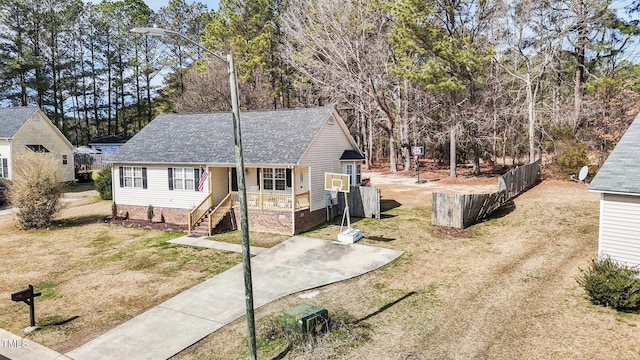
231 167 238 192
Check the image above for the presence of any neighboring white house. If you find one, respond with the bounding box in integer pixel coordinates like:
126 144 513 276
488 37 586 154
109 106 364 235
589 112 640 267
0 107 75 182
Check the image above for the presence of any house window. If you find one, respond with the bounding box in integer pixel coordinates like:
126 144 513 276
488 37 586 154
119 166 147 189
263 168 288 191
0 157 6 178
62 154 68 165
344 163 362 186
168 167 196 191
346 164 353 179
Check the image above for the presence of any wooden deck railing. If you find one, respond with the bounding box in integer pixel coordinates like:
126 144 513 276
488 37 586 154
231 191 310 211
206 193 233 236
188 192 213 231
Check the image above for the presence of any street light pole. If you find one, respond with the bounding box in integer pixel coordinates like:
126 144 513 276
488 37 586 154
130 27 257 360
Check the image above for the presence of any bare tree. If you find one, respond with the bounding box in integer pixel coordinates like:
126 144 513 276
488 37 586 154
280 0 401 171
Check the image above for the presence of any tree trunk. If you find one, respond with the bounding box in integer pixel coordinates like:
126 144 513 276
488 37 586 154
526 73 536 163
401 81 411 171
573 19 586 133
389 128 397 172
450 123 456 177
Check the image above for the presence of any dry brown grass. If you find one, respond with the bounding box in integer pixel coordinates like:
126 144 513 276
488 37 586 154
173 176 640 360
0 187 244 353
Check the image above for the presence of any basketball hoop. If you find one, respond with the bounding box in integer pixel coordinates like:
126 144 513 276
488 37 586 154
330 186 340 200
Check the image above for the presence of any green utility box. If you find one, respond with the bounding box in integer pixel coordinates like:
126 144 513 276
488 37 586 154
283 304 329 334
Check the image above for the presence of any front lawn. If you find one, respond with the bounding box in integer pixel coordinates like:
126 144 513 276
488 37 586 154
0 200 241 353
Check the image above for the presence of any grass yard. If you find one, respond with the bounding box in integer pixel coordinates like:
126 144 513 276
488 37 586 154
173 175 640 360
3 175 640 359
0 188 246 353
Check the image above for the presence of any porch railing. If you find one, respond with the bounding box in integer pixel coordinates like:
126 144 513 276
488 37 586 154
188 192 213 231
206 193 233 236
231 191 310 211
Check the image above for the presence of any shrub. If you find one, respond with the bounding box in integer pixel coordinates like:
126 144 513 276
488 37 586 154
94 167 112 200
552 141 590 179
577 257 640 312
147 205 154 223
254 310 370 359
8 152 66 229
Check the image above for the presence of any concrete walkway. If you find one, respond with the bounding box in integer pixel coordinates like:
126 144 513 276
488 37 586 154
168 235 267 255
64 236 402 360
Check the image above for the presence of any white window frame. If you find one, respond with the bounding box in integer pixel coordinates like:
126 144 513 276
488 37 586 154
263 167 287 191
123 166 144 188
343 162 362 186
172 167 195 191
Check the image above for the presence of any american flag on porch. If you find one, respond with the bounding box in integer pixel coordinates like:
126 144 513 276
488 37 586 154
198 167 208 192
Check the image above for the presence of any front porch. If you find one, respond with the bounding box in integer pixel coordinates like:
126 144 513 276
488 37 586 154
188 166 311 236
232 191 310 211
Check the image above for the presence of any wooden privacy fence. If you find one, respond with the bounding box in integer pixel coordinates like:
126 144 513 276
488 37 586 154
338 185 381 219
74 153 110 171
432 160 540 228
498 160 541 201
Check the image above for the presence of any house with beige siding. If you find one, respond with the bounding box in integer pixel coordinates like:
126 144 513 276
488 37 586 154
589 112 640 267
109 106 364 235
0 107 75 182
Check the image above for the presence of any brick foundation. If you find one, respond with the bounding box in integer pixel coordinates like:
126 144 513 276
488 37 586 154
114 203 331 235
115 204 190 226
295 207 334 233
231 208 294 235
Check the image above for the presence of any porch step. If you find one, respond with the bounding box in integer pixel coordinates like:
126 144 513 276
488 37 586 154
189 208 234 236
189 229 209 237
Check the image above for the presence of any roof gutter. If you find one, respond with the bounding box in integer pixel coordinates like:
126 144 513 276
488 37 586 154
587 188 640 197
108 160 298 168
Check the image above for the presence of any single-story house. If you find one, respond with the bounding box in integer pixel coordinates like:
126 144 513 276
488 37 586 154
0 107 75 182
589 112 640 267
109 106 364 235
89 135 131 155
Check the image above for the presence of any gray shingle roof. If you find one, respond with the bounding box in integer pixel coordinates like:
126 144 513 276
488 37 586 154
110 106 338 165
0 107 39 138
589 112 640 194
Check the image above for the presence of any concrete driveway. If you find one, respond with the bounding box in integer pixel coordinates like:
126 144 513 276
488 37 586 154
64 236 403 360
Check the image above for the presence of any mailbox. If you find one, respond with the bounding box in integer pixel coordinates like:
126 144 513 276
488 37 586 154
11 288 33 302
10 285 41 328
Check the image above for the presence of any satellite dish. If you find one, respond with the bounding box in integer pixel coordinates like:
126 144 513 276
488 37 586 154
578 166 589 182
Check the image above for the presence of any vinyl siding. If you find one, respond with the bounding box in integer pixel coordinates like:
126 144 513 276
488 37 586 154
12 112 75 181
113 164 208 209
210 167 228 204
299 115 355 211
599 193 640 267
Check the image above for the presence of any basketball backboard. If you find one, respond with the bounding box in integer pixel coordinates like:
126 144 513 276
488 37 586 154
324 173 350 193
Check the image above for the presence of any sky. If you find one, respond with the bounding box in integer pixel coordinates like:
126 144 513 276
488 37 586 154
143 0 220 12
